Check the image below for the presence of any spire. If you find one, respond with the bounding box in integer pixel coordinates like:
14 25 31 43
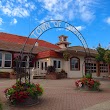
56 35 71 48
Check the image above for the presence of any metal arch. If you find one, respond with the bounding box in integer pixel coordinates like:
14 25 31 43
16 20 91 83
20 20 90 56
28 27 90 56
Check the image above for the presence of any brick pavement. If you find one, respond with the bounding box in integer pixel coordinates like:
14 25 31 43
0 79 110 110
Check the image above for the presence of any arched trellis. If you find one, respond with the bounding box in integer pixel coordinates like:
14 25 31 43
15 20 91 83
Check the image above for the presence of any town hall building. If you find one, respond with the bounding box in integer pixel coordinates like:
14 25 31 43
0 32 109 78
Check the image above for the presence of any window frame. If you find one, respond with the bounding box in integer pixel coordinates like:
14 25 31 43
70 57 80 71
4 53 12 68
100 63 108 73
0 52 2 68
53 60 61 69
0 52 12 68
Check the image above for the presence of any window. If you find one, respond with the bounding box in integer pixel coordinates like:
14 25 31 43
0 53 2 67
36 61 39 68
4 53 12 67
21 56 27 68
85 57 96 73
0 52 12 68
85 63 96 73
100 63 108 72
53 60 61 68
70 57 80 71
53 60 57 68
29 59 34 67
41 62 43 70
58 61 61 68
45 62 47 70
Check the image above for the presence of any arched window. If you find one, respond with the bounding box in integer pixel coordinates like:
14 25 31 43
70 57 80 71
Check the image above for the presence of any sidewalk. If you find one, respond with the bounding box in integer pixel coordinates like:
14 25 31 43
0 79 110 110
83 100 110 110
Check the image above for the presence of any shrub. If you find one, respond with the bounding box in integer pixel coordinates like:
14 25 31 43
47 66 56 73
0 102 2 110
85 73 92 79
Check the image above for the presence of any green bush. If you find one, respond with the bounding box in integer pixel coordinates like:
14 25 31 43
85 73 92 79
0 102 3 110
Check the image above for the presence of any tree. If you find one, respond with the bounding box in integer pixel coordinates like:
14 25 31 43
104 50 110 63
95 47 106 62
104 50 110 75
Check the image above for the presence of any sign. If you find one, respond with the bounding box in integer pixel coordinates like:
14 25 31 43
30 20 88 49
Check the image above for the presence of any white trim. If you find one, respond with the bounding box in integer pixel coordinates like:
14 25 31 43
0 51 12 68
53 59 61 69
0 52 2 68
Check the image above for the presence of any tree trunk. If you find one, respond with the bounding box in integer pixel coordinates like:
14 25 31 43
96 61 100 77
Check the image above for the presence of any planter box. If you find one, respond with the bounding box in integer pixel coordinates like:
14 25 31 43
0 72 10 78
10 73 16 79
46 73 60 79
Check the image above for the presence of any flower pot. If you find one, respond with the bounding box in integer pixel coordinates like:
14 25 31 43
46 73 59 79
16 96 39 106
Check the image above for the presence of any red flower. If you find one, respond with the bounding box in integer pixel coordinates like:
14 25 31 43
12 85 16 89
4 88 9 93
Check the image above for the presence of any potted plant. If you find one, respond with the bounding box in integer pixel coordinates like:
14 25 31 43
75 74 101 91
4 81 43 106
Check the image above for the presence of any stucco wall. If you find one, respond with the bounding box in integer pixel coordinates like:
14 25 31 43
63 55 84 78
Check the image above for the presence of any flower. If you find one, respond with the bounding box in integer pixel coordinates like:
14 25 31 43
4 82 43 105
75 75 100 91
78 82 82 87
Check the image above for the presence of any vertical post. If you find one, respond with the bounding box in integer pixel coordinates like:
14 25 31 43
109 64 110 76
96 61 100 77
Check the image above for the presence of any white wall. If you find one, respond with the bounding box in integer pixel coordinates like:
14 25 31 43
63 56 84 78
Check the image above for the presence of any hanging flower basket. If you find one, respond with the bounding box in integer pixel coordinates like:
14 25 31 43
4 81 43 106
63 51 70 61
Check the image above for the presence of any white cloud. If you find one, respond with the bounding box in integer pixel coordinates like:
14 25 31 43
0 18 3 25
0 1 35 17
76 0 95 22
105 17 110 25
10 18 17 25
18 0 27 4
38 0 96 22
38 0 58 11
75 26 85 31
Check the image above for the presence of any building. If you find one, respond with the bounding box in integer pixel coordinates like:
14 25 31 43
0 32 109 78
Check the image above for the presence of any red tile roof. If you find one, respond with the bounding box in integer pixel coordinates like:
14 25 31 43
36 50 63 59
0 40 52 54
0 32 60 49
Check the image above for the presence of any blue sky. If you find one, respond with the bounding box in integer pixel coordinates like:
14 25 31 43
0 0 110 49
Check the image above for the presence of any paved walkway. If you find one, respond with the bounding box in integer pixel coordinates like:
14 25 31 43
0 78 110 110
